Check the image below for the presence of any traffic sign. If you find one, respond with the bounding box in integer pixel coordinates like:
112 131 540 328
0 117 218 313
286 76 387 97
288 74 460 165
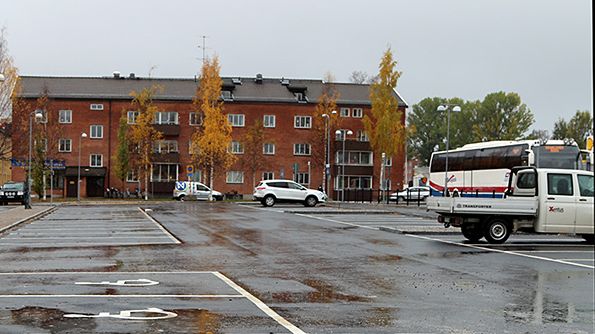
187 165 194 173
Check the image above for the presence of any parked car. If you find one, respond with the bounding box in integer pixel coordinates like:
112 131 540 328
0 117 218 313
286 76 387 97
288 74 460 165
173 181 223 201
389 186 430 202
0 182 26 205
253 179 327 207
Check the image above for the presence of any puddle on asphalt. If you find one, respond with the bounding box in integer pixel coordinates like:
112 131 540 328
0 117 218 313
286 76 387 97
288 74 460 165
11 306 97 332
368 254 402 262
266 279 371 303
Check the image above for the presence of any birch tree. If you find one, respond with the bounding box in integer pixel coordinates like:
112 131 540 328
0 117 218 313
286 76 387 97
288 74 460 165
191 56 234 200
0 28 18 161
128 86 163 200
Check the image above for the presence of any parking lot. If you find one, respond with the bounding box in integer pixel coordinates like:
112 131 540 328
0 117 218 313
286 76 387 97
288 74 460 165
0 202 592 333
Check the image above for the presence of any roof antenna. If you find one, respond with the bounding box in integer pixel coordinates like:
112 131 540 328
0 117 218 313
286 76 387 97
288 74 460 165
197 35 210 63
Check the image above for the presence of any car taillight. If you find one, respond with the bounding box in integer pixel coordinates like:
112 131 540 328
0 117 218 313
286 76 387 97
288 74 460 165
256 186 266 190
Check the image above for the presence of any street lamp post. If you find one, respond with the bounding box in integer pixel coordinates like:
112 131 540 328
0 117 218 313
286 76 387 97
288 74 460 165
437 104 461 196
335 129 353 202
25 109 44 209
322 110 337 195
77 132 88 202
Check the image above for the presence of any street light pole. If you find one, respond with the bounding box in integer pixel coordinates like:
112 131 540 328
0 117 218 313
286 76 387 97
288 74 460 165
26 109 44 209
335 129 353 202
437 104 461 196
77 132 88 202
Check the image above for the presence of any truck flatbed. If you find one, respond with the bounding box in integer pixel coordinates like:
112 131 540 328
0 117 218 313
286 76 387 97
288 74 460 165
427 196 538 216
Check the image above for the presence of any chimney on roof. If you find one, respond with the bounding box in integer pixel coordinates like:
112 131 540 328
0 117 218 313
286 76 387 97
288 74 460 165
113 71 121 79
129 73 135 79
255 73 263 84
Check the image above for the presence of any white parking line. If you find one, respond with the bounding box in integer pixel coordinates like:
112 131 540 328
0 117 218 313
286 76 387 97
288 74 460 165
214 272 306 334
560 259 594 262
2 236 175 240
407 234 595 269
139 207 182 244
0 294 244 298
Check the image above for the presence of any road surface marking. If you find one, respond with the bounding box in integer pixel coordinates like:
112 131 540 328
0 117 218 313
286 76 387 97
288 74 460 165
0 294 243 298
214 272 306 334
64 307 177 320
407 234 595 269
138 207 182 244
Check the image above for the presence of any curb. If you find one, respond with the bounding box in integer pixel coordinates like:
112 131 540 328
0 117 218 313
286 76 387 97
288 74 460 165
0 206 58 234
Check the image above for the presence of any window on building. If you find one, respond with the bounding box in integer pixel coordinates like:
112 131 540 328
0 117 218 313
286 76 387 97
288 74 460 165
336 151 373 165
127 111 140 124
154 111 179 125
58 139 71 152
357 130 369 142
352 108 363 118
226 171 244 184
189 112 203 126
340 108 350 117
294 143 311 155
151 163 179 182
295 172 309 185
262 172 274 180
229 141 244 154
59 110 72 124
294 92 307 103
227 114 245 127
90 104 104 111
35 138 47 152
385 157 392 166
154 140 179 153
126 169 139 182
221 90 233 101
335 175 372 190
263 143 275 155
90 154 103 167
263 115 276 128
90 125 103 138
294 116 312 129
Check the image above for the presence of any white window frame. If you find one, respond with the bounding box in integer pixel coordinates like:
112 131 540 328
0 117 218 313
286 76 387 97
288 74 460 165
221 90 233 101
58 110 72 124
352 108 363 118
189 112 203 126
127 111 140 124
155 111 179 125
90 154 103 167
90 125 103 139
294 116 312 129
90 104 104 111
226 171 244 184
227 114 245 127
263 115 276 128
263 143 275 155
296 172 310 185
58 138 72 152
357 130 369 142
154 140 179 153
340 107 350 117
126 169 139 182
262 172 274 180
293 143 311 156
151 163 179 182
230 141 244 154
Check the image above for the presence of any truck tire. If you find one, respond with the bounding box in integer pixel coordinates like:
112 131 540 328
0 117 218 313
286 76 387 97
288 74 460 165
461 224 483 242
484 218 511 244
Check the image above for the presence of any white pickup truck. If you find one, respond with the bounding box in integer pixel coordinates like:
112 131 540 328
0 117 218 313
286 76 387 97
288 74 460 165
427 167 594 243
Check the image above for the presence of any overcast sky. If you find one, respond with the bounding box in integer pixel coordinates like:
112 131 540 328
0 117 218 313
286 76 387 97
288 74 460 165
1 0 592 132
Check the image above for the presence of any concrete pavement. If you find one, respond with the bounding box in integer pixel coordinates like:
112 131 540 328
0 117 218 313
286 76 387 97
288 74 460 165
0 205 56 233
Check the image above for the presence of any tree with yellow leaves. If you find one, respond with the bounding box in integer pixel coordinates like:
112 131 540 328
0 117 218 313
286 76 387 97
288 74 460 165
191 56 234 200
128 86 163 200
363 47 404 190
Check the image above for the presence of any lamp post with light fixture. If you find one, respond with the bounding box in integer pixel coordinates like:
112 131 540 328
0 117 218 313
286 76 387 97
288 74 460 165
77 132 88 202
335 129 353 202
437 104 461 196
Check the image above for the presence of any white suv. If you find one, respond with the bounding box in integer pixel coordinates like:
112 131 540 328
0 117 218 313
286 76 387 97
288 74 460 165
253 180 327 207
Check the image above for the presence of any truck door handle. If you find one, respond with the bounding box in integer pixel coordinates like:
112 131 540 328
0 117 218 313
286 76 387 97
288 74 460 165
579 199 587 202
547 197 555 200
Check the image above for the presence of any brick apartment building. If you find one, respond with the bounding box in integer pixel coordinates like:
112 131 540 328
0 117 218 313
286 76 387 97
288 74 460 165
11 74 407 199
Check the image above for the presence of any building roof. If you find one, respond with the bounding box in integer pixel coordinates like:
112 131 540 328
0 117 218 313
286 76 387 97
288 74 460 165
17 75 408 107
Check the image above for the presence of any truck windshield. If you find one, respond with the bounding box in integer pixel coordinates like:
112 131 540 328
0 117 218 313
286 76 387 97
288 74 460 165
534 145 580 169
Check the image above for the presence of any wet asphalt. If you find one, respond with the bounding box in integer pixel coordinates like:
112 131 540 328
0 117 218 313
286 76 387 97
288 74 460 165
0 202 593 333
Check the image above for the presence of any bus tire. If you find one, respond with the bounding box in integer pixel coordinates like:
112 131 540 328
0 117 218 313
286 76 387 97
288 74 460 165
484 218 511 244
461 224 483 242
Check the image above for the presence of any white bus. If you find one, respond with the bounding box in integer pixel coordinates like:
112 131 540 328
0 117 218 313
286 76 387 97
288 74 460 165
429 139 593 198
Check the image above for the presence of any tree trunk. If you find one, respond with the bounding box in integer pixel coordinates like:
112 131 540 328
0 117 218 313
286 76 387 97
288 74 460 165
208 162 214 201
144 164 148 201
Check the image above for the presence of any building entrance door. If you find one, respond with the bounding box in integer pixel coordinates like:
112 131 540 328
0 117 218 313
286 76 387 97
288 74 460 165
86 177 105 197
66 178 77 197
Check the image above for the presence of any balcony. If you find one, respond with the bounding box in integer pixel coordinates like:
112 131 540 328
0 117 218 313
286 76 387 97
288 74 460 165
334 139 371 151
154 124 180 136
152 152 180 163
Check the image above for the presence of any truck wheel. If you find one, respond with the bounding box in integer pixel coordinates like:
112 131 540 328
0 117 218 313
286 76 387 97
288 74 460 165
581 234 594 244
484 218 511 244
304 195 318 207
461 224 483 242
263 195 275 207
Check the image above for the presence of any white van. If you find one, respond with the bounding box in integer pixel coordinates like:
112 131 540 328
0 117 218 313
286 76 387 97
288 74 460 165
173 181 223 201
